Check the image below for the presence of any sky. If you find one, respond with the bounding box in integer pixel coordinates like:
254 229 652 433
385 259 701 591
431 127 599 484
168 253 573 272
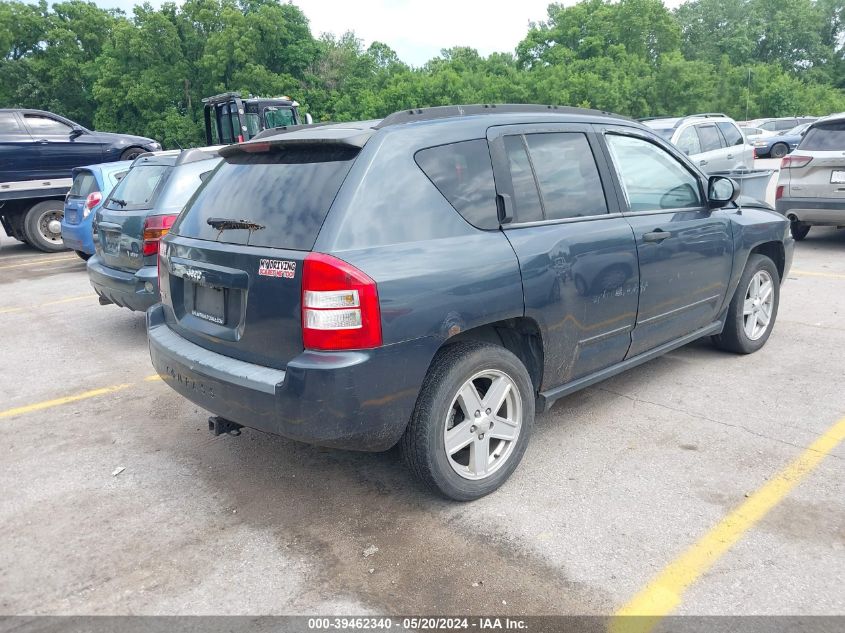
91 0 686 67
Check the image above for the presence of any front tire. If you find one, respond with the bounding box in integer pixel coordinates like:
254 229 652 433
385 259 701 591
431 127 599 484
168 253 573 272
770 143 788 159
713 254 780 354
120 147 145 161
400 341 535 501
23 200 66 252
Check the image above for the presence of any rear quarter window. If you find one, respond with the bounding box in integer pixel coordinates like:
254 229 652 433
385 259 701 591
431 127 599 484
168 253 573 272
172 145 358 251
800 122 845 151
414 140 499 230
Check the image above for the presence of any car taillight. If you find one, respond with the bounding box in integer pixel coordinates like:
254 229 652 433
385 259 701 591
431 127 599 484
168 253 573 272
83 191 102 218
781 155 812 169
302 253 382 351
142 214 177 256
776 185 785 200
752 148 757 160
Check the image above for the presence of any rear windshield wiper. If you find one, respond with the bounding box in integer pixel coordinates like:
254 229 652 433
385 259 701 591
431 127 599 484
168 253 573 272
111 198 128 208
206 218 266 232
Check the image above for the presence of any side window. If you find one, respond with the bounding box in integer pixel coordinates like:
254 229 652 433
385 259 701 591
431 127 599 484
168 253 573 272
23 115 72 136
523 132 607 220
503 135 544 223
0 113 24 135
696 124 723 152
265 108 295 128
605 134 703 212
675 126 702 155
717 122 743 146
759 121 777 131
415 139 499 230
775 119 794 131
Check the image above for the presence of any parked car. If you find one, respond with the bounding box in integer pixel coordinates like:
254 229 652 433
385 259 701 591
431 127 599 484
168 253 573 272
148 104 793 500
776 113 845 240
641 113 755 174
740 126 769 142
61 161 132 260
0 108 160 252
747 117 817 135
750 123 812 159
88 148 221 311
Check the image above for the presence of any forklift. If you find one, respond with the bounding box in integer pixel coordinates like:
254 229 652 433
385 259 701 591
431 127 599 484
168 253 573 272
202 92 312 145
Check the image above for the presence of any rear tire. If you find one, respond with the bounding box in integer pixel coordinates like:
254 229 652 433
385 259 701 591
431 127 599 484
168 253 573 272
790 220 810 241
8 213 30 244
23 200 67 252
770 143 788 159
75 250 91 261
400 341 534 501
713 254 780 354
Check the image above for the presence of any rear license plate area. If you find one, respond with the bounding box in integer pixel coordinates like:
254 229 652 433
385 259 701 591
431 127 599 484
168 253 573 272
103 231 120 255
831 170 845 184
191 284 226 325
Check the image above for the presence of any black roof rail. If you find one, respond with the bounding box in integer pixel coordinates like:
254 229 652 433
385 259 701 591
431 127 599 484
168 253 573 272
375 104 625 128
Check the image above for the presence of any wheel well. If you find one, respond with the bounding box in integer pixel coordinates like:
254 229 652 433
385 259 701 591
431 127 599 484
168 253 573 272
444 318 544 393
750 241 785 280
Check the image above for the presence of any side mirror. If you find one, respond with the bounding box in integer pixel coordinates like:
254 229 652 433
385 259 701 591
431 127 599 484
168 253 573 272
707 176 739 208
69 126 85 139
304 113 313 125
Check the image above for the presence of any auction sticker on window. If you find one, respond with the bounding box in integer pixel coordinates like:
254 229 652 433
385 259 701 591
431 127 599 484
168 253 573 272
258 259 296 278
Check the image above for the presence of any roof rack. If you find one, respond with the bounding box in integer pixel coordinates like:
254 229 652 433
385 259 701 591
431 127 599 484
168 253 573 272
375 104 623 128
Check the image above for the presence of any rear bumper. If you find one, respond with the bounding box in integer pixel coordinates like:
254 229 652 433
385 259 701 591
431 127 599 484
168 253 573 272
60 219 95 254
146 304 435 451
776 197 845 225
87 255 159 312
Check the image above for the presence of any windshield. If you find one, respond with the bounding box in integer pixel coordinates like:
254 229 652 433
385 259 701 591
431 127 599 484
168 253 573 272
104 164 171 211
172 145 358 251
69 170 98 198
782 124 809 136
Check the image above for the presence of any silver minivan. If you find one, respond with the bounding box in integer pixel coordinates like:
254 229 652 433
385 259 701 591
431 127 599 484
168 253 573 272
775 113 845 240
642 114 755 174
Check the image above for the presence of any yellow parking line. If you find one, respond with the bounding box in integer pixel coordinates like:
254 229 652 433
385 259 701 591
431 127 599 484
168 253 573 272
791 269 845 280
611 415 845 633
0 255 78 271
0 383 132 419
0 294 92 315
144 375 162 382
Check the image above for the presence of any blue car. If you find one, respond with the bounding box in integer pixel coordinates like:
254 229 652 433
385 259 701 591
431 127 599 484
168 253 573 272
751 123 812 159
61 161 133 259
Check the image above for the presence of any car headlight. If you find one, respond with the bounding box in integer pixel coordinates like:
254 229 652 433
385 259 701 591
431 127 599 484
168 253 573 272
149 142 162 151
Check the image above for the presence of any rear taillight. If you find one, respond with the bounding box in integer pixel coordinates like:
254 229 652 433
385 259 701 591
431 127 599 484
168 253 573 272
776 185 785 201
302 253 382 351
752 148 757 160
142 214 178 256
83 191 102 218
781 155 812 169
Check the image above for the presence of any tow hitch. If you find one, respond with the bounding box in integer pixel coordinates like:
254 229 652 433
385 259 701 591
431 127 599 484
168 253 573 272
208 416 243 436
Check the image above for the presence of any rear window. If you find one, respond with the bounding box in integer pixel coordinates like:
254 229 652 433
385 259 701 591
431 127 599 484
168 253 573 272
799 122 845 151
69 171 98 198
173 145 358 251
415 140 498 229
104 164 171 211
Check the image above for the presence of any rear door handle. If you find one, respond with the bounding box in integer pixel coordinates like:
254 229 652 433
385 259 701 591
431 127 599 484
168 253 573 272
699 159 708 166
727 154 734 159
643 230 671 242
36 139 49 144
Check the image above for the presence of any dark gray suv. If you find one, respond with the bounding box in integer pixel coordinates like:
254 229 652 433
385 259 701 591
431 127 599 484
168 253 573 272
148 105 793 500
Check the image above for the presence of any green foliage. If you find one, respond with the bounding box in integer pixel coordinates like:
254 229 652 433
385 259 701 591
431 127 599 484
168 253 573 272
0 0 843 147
